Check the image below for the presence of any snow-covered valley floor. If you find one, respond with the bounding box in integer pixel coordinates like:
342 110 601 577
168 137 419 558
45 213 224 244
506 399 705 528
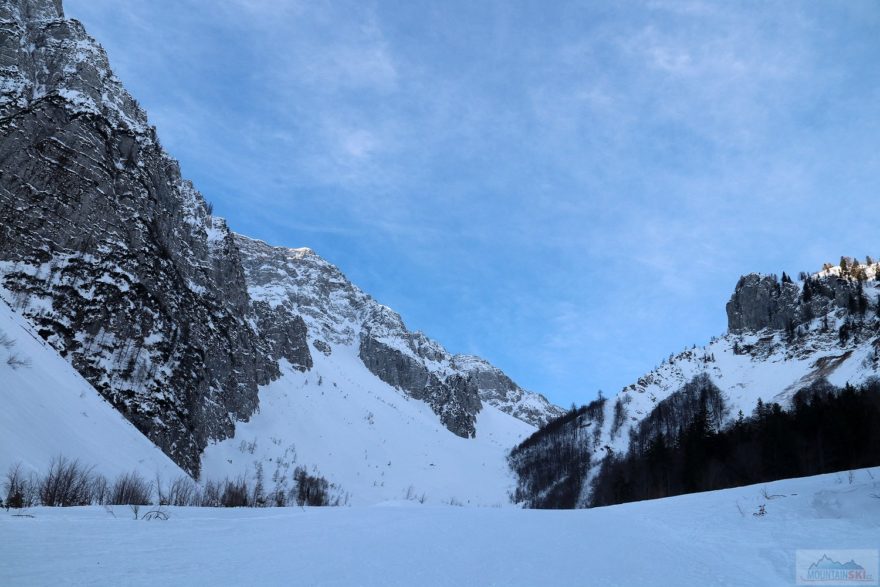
2 468 878 586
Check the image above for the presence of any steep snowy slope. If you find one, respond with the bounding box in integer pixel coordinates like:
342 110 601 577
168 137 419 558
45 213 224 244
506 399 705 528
0 298 185 479
201 349 535 506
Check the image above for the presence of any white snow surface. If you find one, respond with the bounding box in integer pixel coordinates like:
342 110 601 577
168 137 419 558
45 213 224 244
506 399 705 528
3 467 878 586
0 299 185 480
201 342 536 506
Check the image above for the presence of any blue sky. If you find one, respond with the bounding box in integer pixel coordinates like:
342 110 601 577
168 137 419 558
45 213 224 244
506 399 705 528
64 0 880 408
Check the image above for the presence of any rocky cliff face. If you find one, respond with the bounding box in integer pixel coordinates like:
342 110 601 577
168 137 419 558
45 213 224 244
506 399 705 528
234 235 563 432
726 260 877 334
1 0 559 476
0 0 298 475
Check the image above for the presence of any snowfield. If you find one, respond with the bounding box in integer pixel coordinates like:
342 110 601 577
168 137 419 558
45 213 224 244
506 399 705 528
2 468 878 586
201 346 535 506
0 299 184 480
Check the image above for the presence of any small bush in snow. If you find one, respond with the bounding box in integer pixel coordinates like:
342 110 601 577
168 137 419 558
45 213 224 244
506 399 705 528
167 476 200 506
109 471 152 505
0 329 14 349
38 456 96 506
4 463 37 508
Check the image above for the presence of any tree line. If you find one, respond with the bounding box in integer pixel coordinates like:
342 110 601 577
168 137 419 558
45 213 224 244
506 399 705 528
590 377 880 507
507 398 601 508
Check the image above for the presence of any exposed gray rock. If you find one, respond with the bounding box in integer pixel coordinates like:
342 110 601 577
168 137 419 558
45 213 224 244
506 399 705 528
251 301 312 371
726 269 870 334
450 355 565 427
726 275 801 333
312 339 331 356
1 0 63 26
1 0 559 475
0 0 298 475
235 234 562 431
359 336 480 437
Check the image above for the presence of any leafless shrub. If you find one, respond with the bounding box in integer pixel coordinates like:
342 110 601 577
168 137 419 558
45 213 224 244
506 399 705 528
38 456 95 506
404 485 426 504
167 476 199 506
328 488 350 507
760 487 785 500
6 353 31 369
91 474 109 505
109 471 151 505
271 489 287 507
294 467 330 506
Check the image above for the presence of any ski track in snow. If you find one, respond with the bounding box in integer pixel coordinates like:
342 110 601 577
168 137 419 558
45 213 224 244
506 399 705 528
2 468 878 586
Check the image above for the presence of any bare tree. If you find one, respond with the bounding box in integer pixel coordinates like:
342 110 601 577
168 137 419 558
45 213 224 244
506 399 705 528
91 474 109 505
109 471 151 505
167 476 198 506
4 463 35 508
38 456 95 506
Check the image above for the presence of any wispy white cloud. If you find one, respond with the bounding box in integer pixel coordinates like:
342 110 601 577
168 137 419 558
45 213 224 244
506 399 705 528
63 0 880 405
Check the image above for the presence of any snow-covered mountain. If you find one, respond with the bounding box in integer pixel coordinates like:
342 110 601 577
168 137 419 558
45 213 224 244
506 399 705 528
0 0 560 502
511 258 880 507
194 235 559 505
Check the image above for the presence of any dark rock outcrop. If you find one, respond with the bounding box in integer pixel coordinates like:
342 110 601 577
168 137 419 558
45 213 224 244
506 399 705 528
726 267 873 334
726 274 802 333
359 336 481 437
